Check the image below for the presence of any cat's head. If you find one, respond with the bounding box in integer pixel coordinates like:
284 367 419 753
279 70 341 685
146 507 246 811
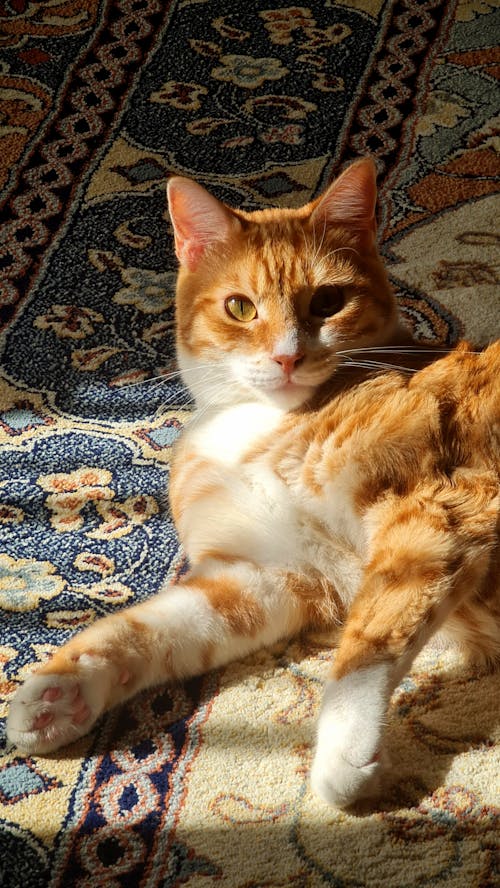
167 158 403 411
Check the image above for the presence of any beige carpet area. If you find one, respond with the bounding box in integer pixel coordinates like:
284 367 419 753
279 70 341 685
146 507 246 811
0 1 499 885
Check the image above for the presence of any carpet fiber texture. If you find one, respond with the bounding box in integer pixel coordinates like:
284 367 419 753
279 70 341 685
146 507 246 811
0 1 499 886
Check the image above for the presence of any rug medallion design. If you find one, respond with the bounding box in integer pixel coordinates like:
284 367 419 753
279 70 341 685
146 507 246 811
0 1 498 885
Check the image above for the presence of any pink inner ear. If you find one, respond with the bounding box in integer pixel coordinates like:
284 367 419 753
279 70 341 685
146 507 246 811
167 177 236 271
311 158 378 234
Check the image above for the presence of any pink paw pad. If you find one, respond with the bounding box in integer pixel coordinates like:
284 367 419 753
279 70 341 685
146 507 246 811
33 711 54 730
72 694 91 725
72 706 90 725
42 687 62 703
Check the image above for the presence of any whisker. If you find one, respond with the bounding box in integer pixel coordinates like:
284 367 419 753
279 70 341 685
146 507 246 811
143 387 197 418
338 358 416 374
147 402 193 424
338 345 479 356
185 384 232 428
113 375 181 390
157 368 227 409
109 363 221 390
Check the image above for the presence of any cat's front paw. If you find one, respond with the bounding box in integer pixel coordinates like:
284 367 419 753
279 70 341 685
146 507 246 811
6 654 112 754
310 740 383 808
310 666 390 808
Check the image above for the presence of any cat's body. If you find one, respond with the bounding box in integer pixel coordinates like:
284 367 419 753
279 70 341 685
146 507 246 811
7 159 499 808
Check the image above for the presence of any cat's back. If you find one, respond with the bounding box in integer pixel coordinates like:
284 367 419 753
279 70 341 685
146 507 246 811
410 341 500 472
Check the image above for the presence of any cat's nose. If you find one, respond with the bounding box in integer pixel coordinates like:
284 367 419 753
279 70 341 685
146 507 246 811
273 352 304 377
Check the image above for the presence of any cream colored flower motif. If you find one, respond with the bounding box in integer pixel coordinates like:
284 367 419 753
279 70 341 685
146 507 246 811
150 80 208 110
260 7 314 45
141 319 175 343
312 72 344 93
84 581 134 604
0 643 19 681
34 304 104 340
432 260 498 289
113 267 176 315
456 0 498 22
186 116 233 136
71 347 121 372
244 94 316 120
212 55 288 89
212 16 250 41
39 467 113 495
221 135 255 149
302 22 351 50
416 90 470 137
90 495 159 540
74 552 115 577
0 554 65 612
0 505 24 524
46 610 95 630
1 644 21 709
261 124 303 144
37 467 114 533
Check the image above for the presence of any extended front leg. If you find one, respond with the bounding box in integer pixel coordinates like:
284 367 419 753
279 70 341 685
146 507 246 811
7 561 305 754
311 485 498 808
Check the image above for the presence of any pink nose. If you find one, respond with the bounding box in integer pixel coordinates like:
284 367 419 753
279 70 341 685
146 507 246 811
273 352 304 377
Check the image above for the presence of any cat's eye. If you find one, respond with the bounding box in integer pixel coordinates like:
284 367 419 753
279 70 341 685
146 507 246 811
310 285 344 318
225 295 257 322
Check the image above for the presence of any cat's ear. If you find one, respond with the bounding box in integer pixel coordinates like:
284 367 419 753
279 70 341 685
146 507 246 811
167 177 239 271
310 157 378 240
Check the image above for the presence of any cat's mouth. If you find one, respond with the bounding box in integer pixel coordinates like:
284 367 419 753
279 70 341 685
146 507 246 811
255 376 309 393
275 369 331 392
255 376 317 409
231 359 330 406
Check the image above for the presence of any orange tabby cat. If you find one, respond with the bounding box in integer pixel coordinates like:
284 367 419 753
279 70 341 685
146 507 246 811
7 158 499 808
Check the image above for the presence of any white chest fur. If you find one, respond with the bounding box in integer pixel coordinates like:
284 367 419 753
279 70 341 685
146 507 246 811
178 400 363 606
184 401 284 466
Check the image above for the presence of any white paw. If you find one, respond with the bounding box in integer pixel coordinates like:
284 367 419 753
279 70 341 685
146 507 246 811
310 665 391 808
6 655 112 754
310 741 384 809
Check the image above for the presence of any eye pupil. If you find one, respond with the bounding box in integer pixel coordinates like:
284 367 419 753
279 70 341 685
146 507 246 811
310 285 344 318
225 295 257 322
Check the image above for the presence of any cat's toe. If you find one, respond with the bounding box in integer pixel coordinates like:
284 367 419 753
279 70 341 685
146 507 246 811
310 746 383 808
6 665 106 754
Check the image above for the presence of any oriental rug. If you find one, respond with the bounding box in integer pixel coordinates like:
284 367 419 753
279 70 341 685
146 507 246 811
0 1 499 886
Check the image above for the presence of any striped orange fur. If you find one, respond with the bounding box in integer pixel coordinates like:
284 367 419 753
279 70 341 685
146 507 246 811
7 158 499 808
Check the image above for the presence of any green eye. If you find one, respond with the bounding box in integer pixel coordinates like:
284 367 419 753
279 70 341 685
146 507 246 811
225 296 257 322
310 285 344 318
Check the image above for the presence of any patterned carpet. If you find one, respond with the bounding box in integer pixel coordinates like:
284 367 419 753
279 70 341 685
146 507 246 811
1 1 499 885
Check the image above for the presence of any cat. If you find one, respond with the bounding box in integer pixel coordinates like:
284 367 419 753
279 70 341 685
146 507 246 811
6 158 500 808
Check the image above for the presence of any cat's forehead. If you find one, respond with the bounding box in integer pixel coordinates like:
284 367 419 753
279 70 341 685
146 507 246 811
254 229 306 275
226 218 356 301
223 237 310 307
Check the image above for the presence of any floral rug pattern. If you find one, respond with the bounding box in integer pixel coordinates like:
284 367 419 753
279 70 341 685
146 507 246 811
0 1 499 885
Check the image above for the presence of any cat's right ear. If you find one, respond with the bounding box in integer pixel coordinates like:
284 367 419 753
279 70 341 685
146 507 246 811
167 178 238 271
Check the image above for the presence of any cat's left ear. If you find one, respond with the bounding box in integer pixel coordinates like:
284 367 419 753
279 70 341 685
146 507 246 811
167 177 239 271
310 157 378 243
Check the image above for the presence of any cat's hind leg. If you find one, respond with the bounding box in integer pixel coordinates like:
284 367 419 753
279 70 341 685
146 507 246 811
7 561 305 754
311 481 498 808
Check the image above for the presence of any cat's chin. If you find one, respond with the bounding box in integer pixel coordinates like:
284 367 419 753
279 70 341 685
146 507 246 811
261 383 315 411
